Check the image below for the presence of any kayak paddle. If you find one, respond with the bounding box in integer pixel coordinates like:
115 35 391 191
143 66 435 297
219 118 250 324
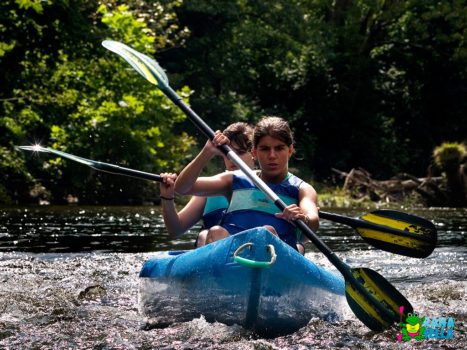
21 145 437 259
17 145 162 182
320 210 436 258
103 40 414 331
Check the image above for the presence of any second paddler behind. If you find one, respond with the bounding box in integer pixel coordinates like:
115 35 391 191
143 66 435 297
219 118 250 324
159 122 255 247
175 116 319 254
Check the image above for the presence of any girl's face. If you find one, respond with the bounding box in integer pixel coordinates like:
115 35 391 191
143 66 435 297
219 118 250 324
222 141 255 171
252 135 293 181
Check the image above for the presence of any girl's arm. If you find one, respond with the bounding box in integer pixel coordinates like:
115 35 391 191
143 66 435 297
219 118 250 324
297 183 319 233
162 195 207 239
160 173 210 238
175 131 232 197
275 182 319 234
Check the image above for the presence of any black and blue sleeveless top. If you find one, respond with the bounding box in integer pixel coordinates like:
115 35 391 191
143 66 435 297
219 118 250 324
202 196 229 229
221 170 303 248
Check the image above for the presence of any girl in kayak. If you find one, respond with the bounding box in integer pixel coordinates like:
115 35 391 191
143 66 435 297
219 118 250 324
175 116 319 254
159 122 255 247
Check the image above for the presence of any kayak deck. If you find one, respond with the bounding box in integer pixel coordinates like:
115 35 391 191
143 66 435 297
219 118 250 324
139 228 345 336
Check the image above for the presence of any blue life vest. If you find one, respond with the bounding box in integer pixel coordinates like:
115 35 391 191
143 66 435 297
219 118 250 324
202 196 229 229
221 170 303 248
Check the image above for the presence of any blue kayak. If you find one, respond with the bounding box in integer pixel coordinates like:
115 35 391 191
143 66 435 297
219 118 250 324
139 227 345 336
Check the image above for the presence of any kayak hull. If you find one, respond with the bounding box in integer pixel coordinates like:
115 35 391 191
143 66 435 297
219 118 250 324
139 228 345 336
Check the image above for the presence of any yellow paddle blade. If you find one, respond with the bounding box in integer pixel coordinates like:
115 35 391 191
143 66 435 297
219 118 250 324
102 40 169 89
359 210 437 258
345 267 413 331
356 227 433 255
361 212 434 235
319 210 437 258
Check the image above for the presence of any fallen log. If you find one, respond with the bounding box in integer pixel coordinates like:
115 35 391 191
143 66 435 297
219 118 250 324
331 167 446 205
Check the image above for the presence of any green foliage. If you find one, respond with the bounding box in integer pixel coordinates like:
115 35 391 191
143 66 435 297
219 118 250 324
99 4 155 51
1 0 466 205
369 0 467 173
433 142 466 170
15 0 47 13
0 41 15 57
0 0 195 204
168 0 466 180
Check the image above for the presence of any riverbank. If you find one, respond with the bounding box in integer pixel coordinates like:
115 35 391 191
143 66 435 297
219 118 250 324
316 186 423 209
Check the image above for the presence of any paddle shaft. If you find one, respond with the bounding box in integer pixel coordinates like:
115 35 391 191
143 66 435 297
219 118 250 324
320 211 359 227
90 162 162 182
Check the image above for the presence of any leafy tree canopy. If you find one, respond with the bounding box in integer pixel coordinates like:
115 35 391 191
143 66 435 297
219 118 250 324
0 0 195 204
1 0 465 205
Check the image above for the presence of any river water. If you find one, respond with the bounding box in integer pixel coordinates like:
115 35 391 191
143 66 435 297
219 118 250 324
0 206 465 349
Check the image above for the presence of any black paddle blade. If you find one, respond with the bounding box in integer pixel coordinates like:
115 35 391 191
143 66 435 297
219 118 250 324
345 267 413 331
357 210 437 258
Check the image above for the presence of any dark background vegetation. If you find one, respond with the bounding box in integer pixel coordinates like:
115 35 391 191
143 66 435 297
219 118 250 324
1 0 465 205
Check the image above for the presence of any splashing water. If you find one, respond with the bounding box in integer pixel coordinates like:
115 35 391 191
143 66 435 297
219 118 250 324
0 206 465 348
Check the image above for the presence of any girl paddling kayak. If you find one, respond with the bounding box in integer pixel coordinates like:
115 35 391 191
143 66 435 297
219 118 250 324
159 122 255 247
175 116 319 253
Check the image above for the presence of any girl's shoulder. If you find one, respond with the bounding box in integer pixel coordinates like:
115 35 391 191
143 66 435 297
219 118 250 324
231 169 258 189
287 173 316 196
286 172 304 187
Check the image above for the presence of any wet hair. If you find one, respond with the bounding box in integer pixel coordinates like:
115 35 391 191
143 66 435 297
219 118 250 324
223 122 253 152
253 116 294 147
